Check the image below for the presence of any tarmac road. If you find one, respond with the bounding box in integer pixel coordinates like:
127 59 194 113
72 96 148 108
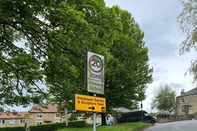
143 120 197 131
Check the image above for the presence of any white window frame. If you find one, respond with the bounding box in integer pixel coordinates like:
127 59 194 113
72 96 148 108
180 97 185 103
9 119 14 124
0 119 5 124
55 113 60 118
37 113 42 119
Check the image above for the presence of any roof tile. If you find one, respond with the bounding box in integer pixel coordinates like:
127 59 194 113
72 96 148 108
29 104 58 113
0 112 27 119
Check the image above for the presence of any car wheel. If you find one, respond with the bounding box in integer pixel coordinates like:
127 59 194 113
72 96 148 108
151 120 155 125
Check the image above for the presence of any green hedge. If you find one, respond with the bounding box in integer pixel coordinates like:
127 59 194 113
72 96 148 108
30 123 65 131
0 126 25 131
30 121 85 131
68 120 85 128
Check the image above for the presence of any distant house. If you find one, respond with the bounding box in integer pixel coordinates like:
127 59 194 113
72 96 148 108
176 88 197 116
0 112 27 127
28 104 64 125
0 103 103 127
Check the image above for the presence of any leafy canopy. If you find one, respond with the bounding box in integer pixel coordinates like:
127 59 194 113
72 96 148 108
0 0 153 116
178 0 197 82
151 84 176 112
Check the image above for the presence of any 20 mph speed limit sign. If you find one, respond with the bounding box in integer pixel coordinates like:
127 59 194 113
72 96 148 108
87 52 104 94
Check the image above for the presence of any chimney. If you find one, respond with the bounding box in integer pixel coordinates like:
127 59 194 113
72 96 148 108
180 89 185 95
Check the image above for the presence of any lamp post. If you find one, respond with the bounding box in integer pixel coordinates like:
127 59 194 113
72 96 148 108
139 92 144 122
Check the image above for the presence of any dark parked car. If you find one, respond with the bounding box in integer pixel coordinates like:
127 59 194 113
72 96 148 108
116 110 156 124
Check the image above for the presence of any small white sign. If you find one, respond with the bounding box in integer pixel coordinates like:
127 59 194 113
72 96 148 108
87 52 104 94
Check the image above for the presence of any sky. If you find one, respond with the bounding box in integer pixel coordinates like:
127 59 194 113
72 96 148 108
104 0 197 113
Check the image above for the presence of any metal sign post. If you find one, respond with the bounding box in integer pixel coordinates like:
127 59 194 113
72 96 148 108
93 94 96 131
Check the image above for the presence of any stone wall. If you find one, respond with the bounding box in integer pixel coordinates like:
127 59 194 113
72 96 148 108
28 112 64 126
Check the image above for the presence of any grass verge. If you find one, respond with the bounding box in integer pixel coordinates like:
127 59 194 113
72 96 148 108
57 122 152 131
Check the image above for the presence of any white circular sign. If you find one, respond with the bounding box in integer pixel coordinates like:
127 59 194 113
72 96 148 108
89 55 103 73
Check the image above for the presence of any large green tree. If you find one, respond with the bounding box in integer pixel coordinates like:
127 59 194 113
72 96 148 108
151 84 176 112
0 1 153 125
178 0 197 82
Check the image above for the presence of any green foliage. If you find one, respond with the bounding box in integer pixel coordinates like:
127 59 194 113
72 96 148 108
0 126 25 131
58 122 151 131
150 112 156 117
103 6 153 112
69 113 78 121
67 120 85 128
30 123 65 131
0 52 45 107
151 84 176 112
178 0 197 82
0 0 153 122
30 121 85 131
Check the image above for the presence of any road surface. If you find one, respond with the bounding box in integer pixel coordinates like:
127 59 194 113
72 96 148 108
143 120 197 131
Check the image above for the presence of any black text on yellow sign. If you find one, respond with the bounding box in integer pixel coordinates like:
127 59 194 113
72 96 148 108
75 94 106 113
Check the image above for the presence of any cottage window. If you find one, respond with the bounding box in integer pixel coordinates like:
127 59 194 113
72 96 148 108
55 113 60 118
180 98 184 103
9 119 14 124
36 121 42 125
0 119 5 124
180 107 185 113
37 113 42 118
19 119 25 124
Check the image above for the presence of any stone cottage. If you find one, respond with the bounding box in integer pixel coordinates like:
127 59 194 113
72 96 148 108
176 87 197 117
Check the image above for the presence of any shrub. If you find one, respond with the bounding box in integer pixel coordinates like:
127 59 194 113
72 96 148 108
29 121 85 131
156 111 172 118
0 126 25 131
68 120 85 127
30 123 65 131
68 113 77 121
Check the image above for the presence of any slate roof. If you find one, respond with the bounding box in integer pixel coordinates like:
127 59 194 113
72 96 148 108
177 87 197 98
0 112 27 119
29 104 58 113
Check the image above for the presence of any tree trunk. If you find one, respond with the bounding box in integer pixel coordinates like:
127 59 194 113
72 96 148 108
101 113 106 125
